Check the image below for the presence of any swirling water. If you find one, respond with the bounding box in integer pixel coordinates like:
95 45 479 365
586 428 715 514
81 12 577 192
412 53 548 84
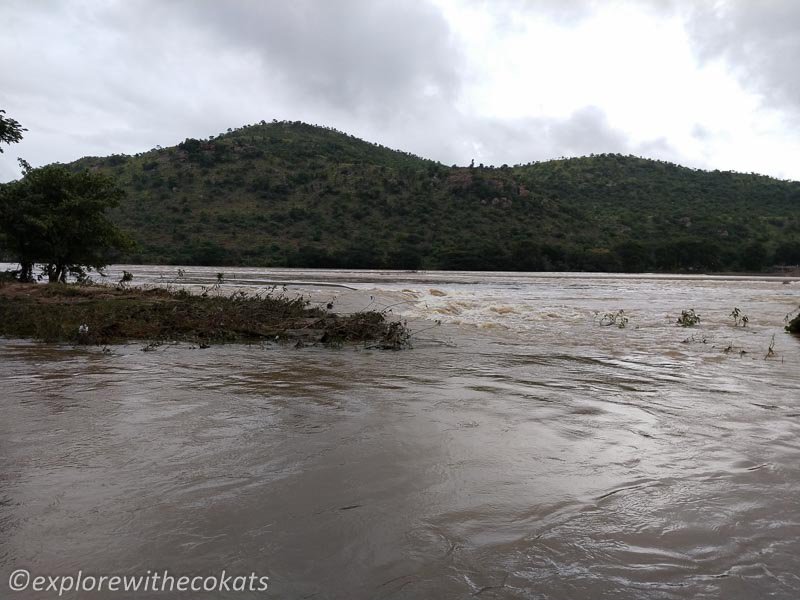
1 267 799 599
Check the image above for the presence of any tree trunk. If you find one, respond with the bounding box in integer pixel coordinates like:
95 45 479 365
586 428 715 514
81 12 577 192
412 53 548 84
18 261 34 283
46 263 64 283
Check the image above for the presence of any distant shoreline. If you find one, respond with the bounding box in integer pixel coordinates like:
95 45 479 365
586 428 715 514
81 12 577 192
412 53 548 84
3 263 799 288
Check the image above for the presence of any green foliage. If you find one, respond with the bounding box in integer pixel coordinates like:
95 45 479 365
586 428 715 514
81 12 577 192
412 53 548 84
0 283 410 348
0 109 25 151
0 163 131 282
64 121 800 272
774 241 800 265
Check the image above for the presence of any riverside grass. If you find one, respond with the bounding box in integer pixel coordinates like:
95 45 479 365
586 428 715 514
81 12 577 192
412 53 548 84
0 283 410 349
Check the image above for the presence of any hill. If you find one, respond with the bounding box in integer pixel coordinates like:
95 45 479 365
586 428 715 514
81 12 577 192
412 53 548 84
66 120 800 272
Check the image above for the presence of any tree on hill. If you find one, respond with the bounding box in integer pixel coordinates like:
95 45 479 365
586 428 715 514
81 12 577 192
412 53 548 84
0 161 132 282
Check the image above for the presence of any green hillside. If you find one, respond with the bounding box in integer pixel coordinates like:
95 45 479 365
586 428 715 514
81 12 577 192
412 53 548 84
67 120 800 272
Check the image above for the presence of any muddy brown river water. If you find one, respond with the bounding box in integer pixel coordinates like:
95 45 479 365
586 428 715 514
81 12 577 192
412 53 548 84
1 267 799 599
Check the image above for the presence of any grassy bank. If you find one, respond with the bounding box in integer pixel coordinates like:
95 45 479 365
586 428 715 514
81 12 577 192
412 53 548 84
0 283 410 349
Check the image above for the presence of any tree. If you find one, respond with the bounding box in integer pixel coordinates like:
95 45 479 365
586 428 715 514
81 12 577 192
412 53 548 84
0 162 131 282
774 240 800 266
0 109 25 151
739 241 768 271
615 240 650 272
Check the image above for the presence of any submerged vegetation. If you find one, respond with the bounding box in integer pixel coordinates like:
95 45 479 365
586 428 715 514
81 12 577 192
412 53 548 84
599 309 629 328
787 309 800 334
677 309 701 327
730 307 749 327
765 334 777 359
0 282 411 349
788 317 800 334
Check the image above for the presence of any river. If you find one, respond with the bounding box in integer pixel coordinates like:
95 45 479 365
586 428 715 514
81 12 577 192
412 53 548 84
1 267 799 599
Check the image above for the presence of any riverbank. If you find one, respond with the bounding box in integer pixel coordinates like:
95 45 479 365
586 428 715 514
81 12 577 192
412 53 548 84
0 283 410 348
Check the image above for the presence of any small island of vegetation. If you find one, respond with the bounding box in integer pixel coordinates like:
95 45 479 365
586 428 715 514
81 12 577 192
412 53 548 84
0 281 410 349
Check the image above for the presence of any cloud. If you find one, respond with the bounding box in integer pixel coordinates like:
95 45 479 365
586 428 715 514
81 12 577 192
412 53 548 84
0 0 465 181
464 106 632 165
400 105 673 170
684 2 800 116
101 0 463 122
459 0 598 29
1 0 799 182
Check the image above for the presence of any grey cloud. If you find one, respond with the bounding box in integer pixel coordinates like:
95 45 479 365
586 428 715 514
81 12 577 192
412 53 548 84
108 0 463 121
539 106 630 157
683 2 800 115
413 106 652 168
633 137 688 166
464 0 599 29
0 0 750 183
691 124 711 141
0 0 466 181
458 107 691 171
473 0 679 30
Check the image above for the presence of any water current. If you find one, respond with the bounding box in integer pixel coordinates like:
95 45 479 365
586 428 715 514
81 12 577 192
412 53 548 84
1 266 799 598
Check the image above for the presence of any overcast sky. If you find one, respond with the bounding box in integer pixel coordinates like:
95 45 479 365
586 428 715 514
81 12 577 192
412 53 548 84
3 0 800 182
